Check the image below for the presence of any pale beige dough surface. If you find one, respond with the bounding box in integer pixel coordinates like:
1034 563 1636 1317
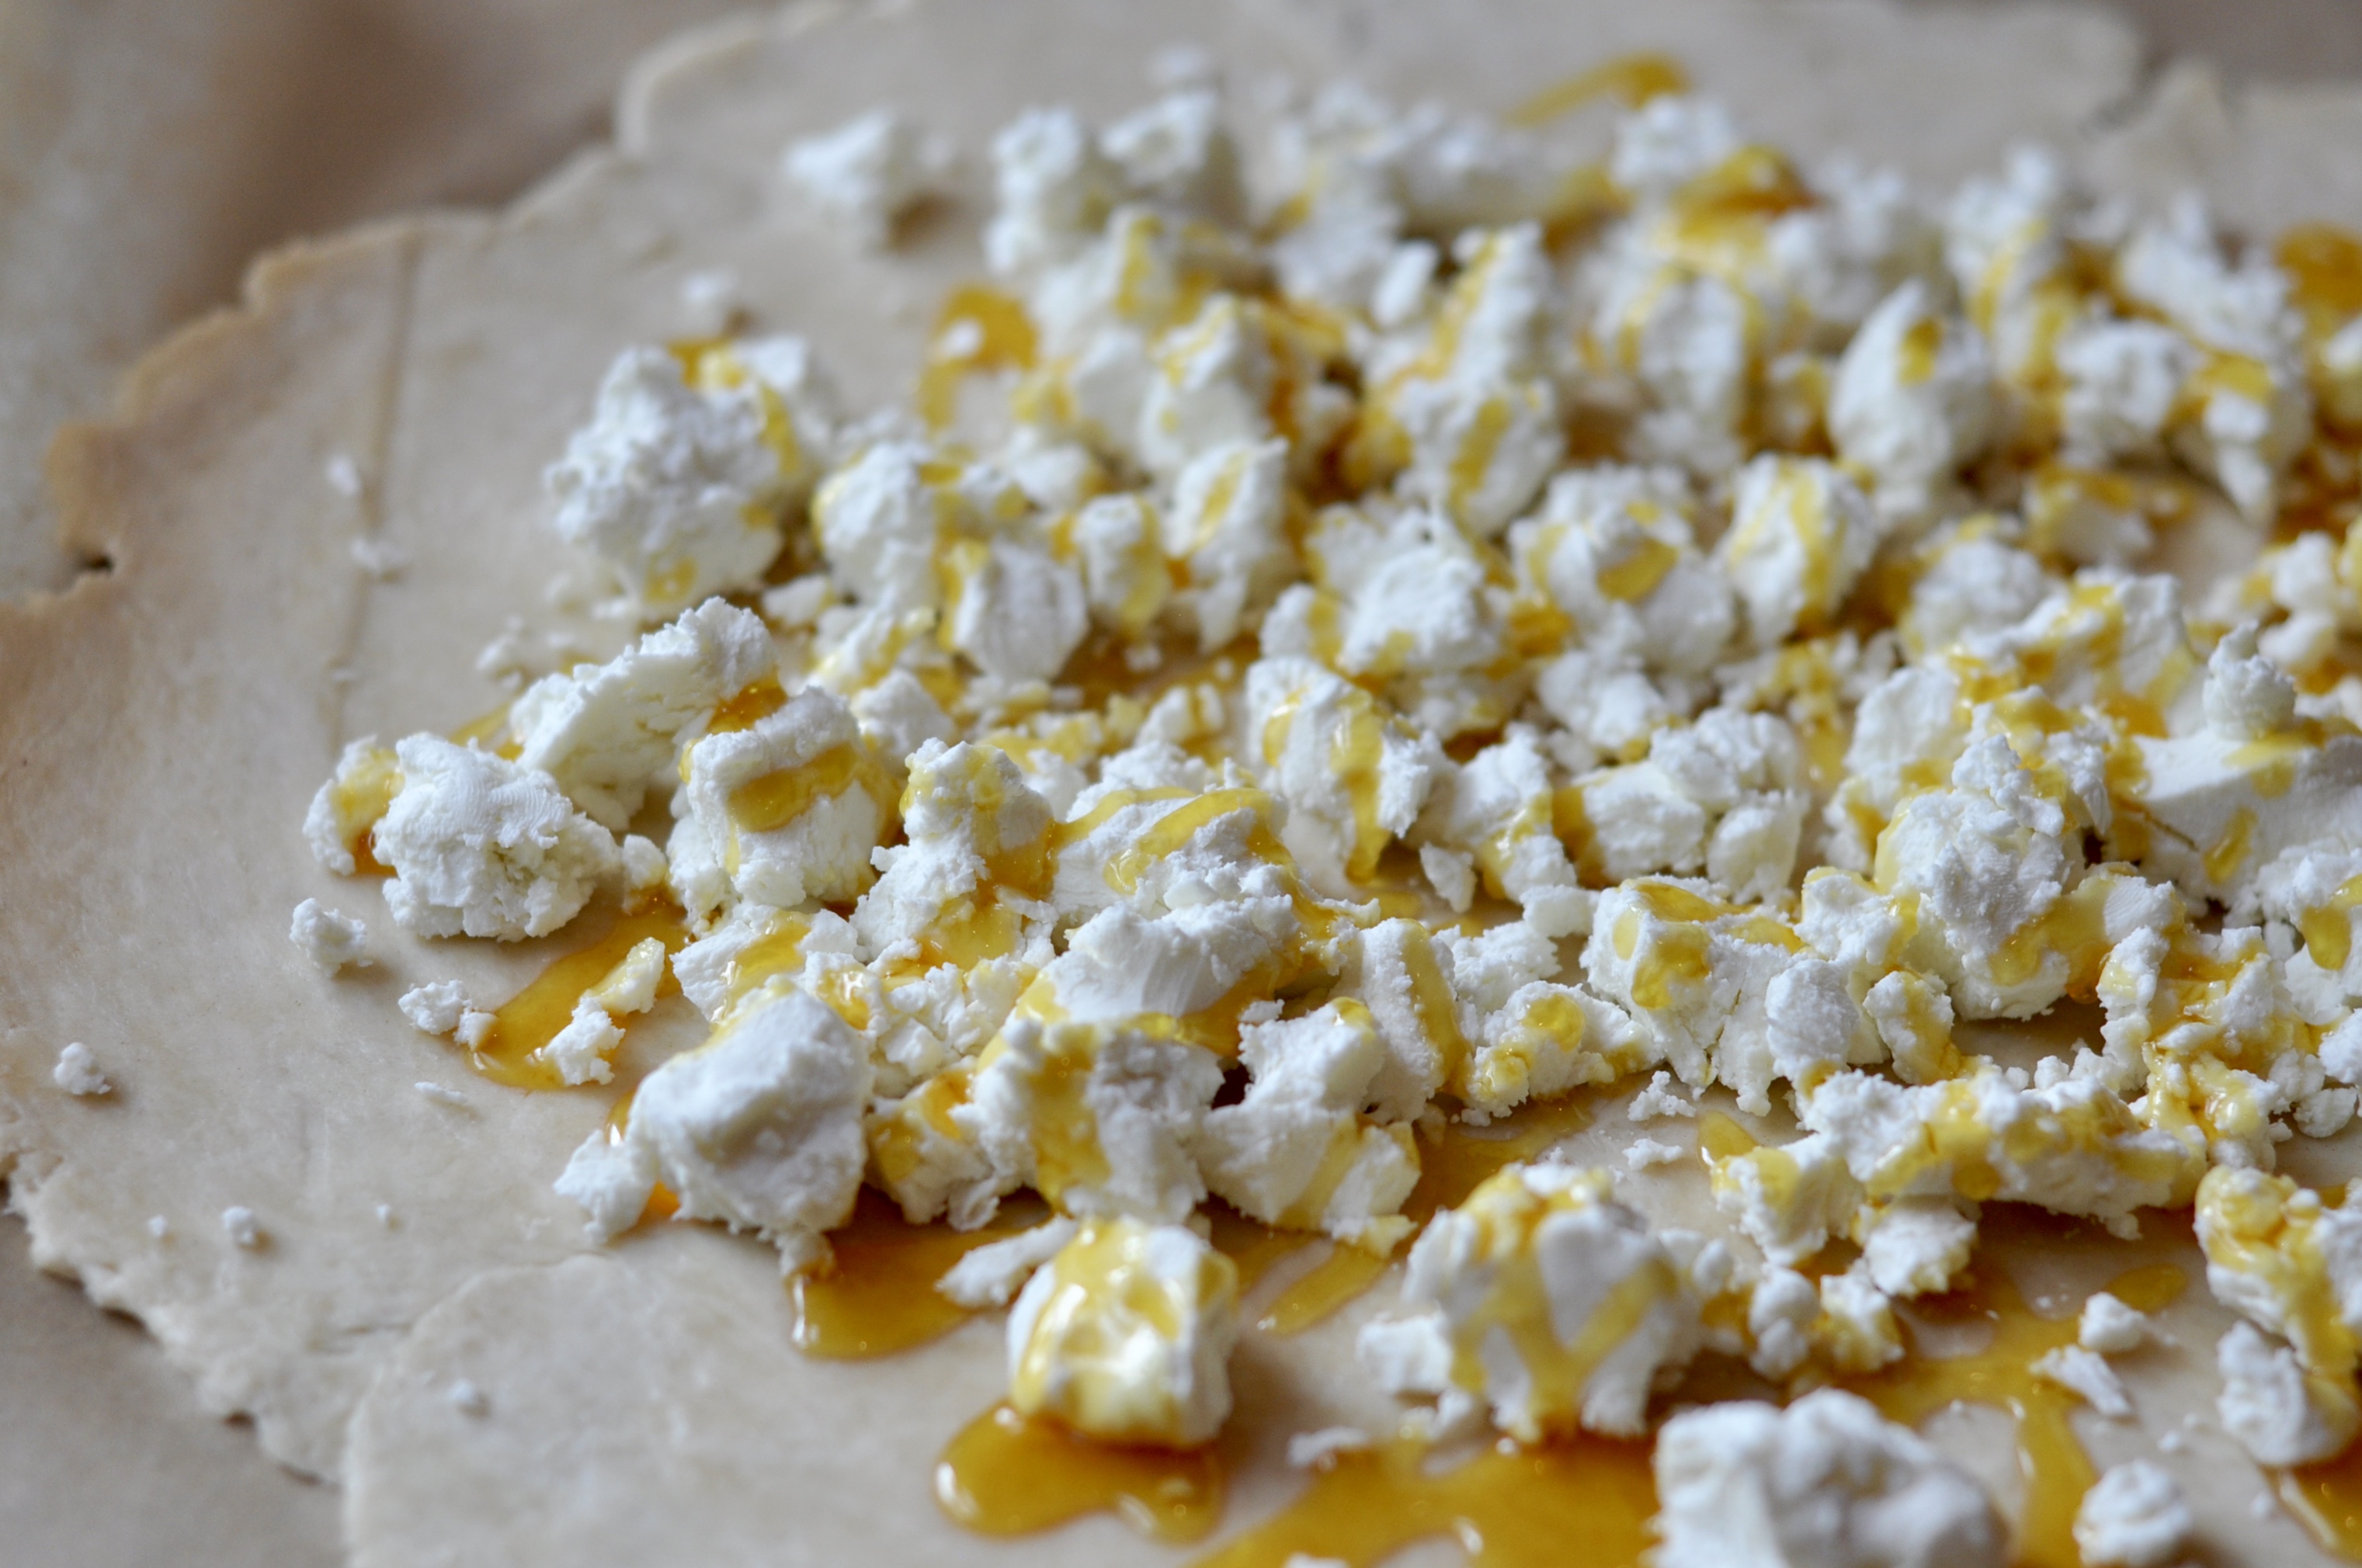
10 1 2362 1564
0 0 755 602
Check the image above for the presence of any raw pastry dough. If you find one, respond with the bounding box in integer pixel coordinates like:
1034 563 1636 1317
5 2 2360 1563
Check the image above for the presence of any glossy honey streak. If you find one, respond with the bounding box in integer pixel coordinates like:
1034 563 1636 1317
1192 1435 1655 1568
918 285 1038 429
470 907 690 1089
2282 1441 2362 1559
790 1188 1044 1358
935 1404 1223 1543
1506 51 1690 127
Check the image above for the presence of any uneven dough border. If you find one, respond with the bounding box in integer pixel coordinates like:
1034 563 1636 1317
8 2 2362 1563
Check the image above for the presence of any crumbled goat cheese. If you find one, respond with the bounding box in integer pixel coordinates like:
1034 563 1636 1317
303 736 401 876
2030 1344 2134 1417
1197 1002 1419 1247
1006 1217 1239 1446
2079 1292 2151 1355
1652 1389 2006 1568
623 986 874 1271
545 340 834 615
2194 1165 2362 1458
1828 280 1992 519
1284 1427 1371 1469
669 686 887 922
509 597 776 829
398 980 472 1036
221 1207 263 1250
554 1129 658 1246
1627 1070 1697 1122
1358 1163 1701 1440
2217 1320 2358 1466
2073 1460 2194 1568
323 75 2362 1481
52 1042 109 1097
1624 1139 1684 1170
936 1219 1079 1309
325 452 365 498
290 898 370 973
371 737 619 941
782 110 947 248
960 1016 1221 1225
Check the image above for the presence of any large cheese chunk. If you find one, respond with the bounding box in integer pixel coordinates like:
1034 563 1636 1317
1006 1216 1239 1446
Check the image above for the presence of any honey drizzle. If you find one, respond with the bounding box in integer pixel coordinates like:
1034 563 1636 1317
1256 1095 1594 1334
789 1188 1045 1359
1190 1435 1654 1568
934 1403 1223 1543
2280 1442 2362 1560
1843 1258 2186 1568
918 285 1039 430
448 702 514 751
1506 51 1690 128
469 906 690 1089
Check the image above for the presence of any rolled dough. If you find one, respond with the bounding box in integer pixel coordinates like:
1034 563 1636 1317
6 1 2362 1563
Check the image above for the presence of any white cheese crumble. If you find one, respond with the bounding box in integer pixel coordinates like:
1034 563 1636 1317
782 110 947 248
623 985 874 1271
2079 1292 2152 1355
1197 1002 1419 1247
1006 1217 1239 1446
1624 1138 1684 1170
1652 1389 2006 1568
545 339 835 616
2030 1344 2133 1418
372 737 619 941
2217 1320 2357 1466
2073 1459 2194 1568
669 685 887 923
936 1218 1079 1310
221 1207 263 1250
290 897 370 973
52 1042 109 1096
1358 1163 1702 1440
397 980 472 1036
509 597 776 829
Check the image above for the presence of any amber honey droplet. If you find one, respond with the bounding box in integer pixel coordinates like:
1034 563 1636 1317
1191 1436 1653 1567
703 676 787 737
1844 1254 2185 1568
1697 1108 1756 1161
790 1189 1045 1359
1257 1094 1593 1335
471 906 690 1090
935 1403 1224 1543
